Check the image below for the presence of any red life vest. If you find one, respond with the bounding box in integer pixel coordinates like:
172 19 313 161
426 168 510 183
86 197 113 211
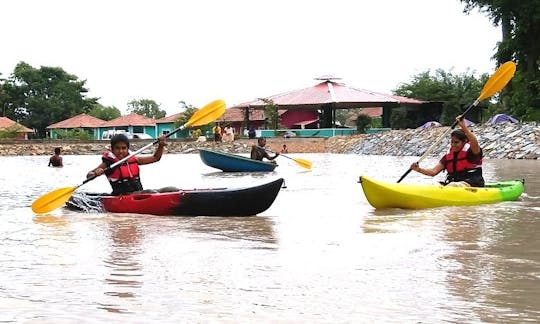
443 143 482 173
102 151 143 195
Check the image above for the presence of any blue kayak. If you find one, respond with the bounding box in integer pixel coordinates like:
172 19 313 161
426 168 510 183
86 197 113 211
198 148 278 172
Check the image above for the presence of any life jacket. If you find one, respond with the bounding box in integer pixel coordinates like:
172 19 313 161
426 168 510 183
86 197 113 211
102 151 143 195
443 143 484 186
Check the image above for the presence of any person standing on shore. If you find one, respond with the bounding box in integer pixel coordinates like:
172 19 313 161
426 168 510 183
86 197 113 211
212 122 222 142
223 126 234 142
410 115 485 187
48 147 63 167
251 137 279 161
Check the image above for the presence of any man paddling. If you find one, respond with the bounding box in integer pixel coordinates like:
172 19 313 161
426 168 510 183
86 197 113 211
410 115 485 187
250 137 279 162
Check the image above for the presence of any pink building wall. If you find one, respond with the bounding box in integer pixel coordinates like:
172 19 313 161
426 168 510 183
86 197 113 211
280 110 319 129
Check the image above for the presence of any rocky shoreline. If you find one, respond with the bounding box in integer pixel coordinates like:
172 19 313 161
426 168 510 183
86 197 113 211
0 122 538 159
336 122 540 159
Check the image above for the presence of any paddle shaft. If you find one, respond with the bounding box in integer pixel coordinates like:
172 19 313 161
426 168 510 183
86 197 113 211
258 146 282 158
417 100 479 163
396 106 474 183
84 125 188 184
259 146 312 169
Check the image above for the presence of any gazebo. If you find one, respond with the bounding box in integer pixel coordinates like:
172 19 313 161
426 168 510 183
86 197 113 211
230 76 425 129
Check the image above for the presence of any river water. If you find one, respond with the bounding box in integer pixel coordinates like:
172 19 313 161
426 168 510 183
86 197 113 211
1 153 539 323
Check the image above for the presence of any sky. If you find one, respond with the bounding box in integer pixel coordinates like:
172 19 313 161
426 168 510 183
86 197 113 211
1 0 500 116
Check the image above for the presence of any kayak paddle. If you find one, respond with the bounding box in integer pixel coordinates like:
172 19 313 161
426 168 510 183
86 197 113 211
397 61 516 183
262 147 312 170
31 99 226 214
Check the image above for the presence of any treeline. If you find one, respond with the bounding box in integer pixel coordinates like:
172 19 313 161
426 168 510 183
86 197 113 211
0 62 192 138
459 0 540 120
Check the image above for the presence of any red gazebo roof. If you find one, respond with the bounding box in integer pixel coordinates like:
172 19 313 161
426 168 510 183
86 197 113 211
231 80 406 110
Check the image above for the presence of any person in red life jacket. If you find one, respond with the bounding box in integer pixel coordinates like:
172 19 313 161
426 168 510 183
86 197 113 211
48 147 63 167
410 115 485 187
86 133 167 195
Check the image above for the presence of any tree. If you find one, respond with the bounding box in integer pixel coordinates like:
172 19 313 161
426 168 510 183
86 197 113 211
173 101 208 138
0 80 23 121
6 62 97 137
54 128 92 140
259 98 279 130
127 98 166 119
393 69 488 125
355 114 372 134
173 101 198 127
461 0 540 120
335 109 350 126
88 103 121 121
0 124 24 139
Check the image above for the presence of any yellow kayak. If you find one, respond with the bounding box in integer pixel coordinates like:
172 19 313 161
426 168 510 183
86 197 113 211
359 175 524 209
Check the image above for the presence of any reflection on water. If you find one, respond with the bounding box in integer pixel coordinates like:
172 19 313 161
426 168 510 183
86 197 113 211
442 203 540 321
175 216 277 245
1 154 540 322
103 218 144 304
201 170 278 179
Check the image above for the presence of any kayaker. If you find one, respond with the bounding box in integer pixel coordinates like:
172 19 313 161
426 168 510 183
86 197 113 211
86 133 168 195
251 137 279 161
410 115 485 187
48 147 63 167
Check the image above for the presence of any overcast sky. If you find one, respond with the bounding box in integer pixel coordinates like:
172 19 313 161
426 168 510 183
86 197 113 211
1 0 500 115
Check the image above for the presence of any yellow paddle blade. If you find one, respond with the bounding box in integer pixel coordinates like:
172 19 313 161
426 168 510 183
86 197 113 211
185 99 226 128
294 158 312 170
31 186 76 214
478 61 516 101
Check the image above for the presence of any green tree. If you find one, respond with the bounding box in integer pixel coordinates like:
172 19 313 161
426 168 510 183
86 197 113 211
54 128 91 140
173 101 209 138
335 109 350 126
393 69 488 125
355 114 372 133
259 98 279 130
461 0 540 120
6 62 97 137
173 101 197 126
0 124 24 139
127 98 166 119
0 81 20 120
390 108 413 129
88 103 121 121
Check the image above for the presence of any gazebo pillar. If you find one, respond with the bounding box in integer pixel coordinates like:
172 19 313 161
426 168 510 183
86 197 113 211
382 106 392 128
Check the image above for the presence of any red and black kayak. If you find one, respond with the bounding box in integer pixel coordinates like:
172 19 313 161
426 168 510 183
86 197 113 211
66 178 284 216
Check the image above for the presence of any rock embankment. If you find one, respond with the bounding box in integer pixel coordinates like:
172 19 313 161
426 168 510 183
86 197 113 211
0 122 538 159
325 122 540 159
0 137 328 156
